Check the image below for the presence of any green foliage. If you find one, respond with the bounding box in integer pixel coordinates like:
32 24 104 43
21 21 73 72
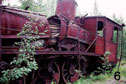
3 0 57 17
123 29 126 59
112 14 126 59
74 61 126 84
112 14 124 25
74 74 108 84
0 16 46 84
51 81 57 84
104 51 111 56
19 0 57 17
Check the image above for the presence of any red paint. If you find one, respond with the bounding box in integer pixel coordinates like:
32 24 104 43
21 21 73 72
0 6 50 35
81 17 97 40
59 18 67 40
0 6 123 64
67 23 91 44
95 36 105 55
56 0 77 21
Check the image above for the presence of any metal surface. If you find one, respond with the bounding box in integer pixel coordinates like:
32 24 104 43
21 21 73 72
67 23 91 44
62 58 80 83
0 5 49 35
95 36 105 54
1 49 101 56
48 61 60 84
104 19 122 63
56 0 77 21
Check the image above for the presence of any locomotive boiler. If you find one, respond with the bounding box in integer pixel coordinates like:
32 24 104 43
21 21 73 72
0 0 124 84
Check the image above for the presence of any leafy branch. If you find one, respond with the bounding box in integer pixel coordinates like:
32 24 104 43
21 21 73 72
0 16 47 84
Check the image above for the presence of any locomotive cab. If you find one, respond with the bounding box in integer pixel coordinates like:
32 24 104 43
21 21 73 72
81 16 124 64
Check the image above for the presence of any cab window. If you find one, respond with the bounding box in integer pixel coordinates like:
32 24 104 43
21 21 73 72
97 21 104 37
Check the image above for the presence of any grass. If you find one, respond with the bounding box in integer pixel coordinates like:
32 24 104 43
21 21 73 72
73 73 111 84
73 60 126 84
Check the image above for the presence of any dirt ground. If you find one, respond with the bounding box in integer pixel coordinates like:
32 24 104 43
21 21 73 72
104 80 126 84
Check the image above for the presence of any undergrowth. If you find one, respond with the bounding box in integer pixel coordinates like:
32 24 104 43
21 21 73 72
74 60 126 84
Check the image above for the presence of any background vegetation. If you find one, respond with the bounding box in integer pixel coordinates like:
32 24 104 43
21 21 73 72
19 0 57 17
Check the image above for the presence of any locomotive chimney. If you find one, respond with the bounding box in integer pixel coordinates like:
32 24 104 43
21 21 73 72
56 0 77 21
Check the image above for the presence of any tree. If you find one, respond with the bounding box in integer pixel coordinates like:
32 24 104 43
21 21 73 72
112 14 124 25
3 0 58 17
112 14 126 60
93 0 101 16
19 0 57 17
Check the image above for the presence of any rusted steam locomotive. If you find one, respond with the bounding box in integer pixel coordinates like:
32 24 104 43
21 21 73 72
0 0 124 84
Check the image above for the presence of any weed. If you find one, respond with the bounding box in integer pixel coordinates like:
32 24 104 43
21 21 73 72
74 60 126 84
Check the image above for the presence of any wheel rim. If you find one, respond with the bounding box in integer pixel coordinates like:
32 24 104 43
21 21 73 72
48 61 60 84
62 59 80 83
79 58 87 76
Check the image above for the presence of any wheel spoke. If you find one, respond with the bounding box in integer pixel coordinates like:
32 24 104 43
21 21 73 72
64 73 69 77
66 75 70 81
75 64 78 68
79 58 87 76
62 59 80 83
48 61 60 84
